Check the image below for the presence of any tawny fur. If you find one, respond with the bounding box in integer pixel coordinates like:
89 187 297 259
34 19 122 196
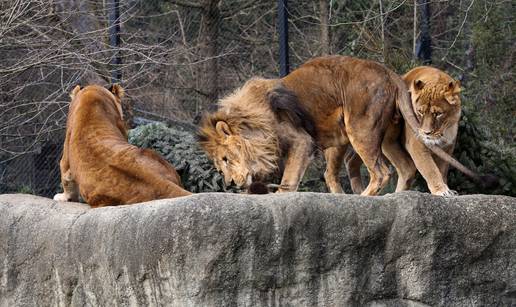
345 66 476 196
54 84 191 207
400 66 462 195
199 79 282 181
413 78 460 104
199 56 416 195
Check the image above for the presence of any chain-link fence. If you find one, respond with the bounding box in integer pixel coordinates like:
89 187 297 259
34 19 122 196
1 0 514 197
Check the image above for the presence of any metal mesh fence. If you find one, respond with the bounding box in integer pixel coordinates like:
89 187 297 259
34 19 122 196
0 0 513 197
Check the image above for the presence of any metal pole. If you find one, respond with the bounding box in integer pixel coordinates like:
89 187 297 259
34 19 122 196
108 0 122 83
278 0 289 77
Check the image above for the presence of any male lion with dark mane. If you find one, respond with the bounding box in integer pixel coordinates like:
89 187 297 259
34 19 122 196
53 84 191 207
199 55 421 195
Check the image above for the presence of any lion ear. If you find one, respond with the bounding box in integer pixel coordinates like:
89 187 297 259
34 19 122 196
451 80 462 94
215 121 232 138
409 80 424 102
445 80 462 105
70 85 81 99
108 83 125 99
413 79 425 91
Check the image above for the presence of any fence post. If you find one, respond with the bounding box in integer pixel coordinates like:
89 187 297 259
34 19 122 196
108 0 122 84
278 0 289 77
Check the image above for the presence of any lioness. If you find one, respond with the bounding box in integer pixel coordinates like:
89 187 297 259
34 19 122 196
400 66 462 195
53 84 191 207
199 56 419 195
347 66 497 195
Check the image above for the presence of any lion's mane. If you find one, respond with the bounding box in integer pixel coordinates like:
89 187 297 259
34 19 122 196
198 78 281 178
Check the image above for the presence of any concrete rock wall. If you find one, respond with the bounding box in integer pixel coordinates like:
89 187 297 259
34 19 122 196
0 192 515 306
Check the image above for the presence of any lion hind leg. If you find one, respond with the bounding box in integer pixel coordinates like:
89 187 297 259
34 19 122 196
347 135 391 196
382 141 416 192
162 183 192 198
346 124 391 196
362 155 391 196
343 147 364 194
381 124 417 192
112 150 192 200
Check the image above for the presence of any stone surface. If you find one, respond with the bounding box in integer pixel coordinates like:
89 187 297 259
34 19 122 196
0 192 515 307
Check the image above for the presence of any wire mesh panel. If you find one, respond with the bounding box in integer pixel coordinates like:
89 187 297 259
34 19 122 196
0 0 514 197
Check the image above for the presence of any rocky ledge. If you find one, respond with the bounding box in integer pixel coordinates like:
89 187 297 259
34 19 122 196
0 192 515 306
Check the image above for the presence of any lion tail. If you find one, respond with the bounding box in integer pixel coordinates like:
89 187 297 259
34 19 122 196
267 85 317 139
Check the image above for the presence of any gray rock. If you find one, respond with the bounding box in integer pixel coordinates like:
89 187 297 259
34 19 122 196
0 192 515 307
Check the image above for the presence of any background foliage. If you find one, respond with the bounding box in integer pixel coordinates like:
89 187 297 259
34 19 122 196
128 122 238 193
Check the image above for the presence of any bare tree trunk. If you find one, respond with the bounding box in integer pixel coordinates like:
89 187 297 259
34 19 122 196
319 0 330 55
483 40 515 107
378 0 387 63
332 0 348 52
413 0 417 61
415 0 432 64
464 42 476 79
460 20 475 85
198 0 220 113
168 0 220 116
54 0 107 84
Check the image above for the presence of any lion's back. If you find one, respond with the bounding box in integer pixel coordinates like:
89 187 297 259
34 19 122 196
64 86 188 206
282 55 401 148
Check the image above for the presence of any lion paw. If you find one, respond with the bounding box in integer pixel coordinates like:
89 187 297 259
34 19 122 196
53 193 69 202
435 189 458 197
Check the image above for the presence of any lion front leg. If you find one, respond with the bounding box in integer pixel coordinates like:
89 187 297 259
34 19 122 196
54 168 80 202
324 146 346 193
54 129 80 202
278 135 313 193
434 143 455 186
405 133 456 196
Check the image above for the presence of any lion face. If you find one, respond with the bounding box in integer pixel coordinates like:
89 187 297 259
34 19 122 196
410 78 461 146
211 135 253 188
198 115 279 189
211 120 253 187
